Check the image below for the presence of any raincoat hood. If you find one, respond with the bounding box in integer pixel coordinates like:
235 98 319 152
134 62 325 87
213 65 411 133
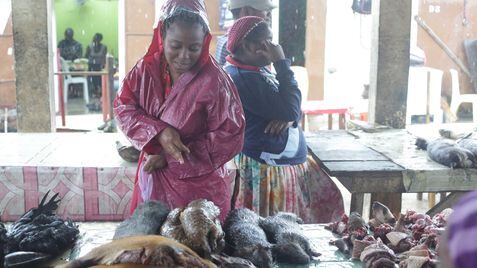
145 0 211 70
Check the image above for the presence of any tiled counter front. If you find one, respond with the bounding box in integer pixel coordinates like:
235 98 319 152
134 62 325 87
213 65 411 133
0 166 136 221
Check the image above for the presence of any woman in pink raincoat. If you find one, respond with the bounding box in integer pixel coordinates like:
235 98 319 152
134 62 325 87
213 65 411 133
114 0 245 219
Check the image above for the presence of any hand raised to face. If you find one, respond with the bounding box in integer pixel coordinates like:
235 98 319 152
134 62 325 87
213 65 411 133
255 40 285 63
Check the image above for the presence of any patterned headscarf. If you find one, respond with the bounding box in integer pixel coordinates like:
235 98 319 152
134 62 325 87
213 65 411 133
227 16 266 54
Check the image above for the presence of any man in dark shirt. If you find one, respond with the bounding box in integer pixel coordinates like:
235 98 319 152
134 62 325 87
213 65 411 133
215 0 275 66
58 28 83 61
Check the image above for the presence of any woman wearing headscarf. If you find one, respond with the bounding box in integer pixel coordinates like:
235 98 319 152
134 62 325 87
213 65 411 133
114 0 245 220
224 16 344 223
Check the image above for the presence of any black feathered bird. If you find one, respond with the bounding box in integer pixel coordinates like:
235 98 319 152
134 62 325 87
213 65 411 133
6 191 79 257
0 220 7 266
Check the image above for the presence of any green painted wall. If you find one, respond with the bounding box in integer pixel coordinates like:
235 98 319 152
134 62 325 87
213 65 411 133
54 0 118 59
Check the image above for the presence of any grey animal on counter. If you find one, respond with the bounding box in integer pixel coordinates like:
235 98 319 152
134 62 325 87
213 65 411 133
224 208 273 268
415 137 475 168
260 212 320 265
113 200 170 239
457 137 477 157
439 129 477 158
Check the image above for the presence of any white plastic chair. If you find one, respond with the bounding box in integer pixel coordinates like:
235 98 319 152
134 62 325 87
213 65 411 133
290 66 349 130
60 58 89 104
290 66 310 130
406 66 443 124
450 68 477 122
290 66 310 100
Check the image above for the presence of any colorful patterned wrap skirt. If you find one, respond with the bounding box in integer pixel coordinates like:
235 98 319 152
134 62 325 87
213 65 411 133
234 153 345 223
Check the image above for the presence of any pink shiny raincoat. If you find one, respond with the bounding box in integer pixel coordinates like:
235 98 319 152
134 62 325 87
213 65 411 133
114 0 245 219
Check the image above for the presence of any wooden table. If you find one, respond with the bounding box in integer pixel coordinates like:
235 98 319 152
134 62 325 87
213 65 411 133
307 126 477 216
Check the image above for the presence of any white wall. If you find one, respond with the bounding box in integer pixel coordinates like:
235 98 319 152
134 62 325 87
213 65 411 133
271 0 279 43
0 0 11 34
155 0 165 26
324 0 372 103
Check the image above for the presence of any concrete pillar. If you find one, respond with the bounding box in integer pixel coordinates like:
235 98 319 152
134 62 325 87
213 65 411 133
124 0 155 73
368 0 412 128
204 0 221 54
12 0 55 132
305 0 326 100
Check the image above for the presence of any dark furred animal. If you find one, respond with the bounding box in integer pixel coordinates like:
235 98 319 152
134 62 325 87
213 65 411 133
113 200 170 239
415 137 475 168
224 209 273 268
260 212 319 265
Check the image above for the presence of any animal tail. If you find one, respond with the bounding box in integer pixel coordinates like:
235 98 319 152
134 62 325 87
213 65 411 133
415 137 428 150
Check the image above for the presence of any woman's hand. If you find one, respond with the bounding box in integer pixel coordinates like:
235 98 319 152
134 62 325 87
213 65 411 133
143 153 167 173
256 40 286 63
157 127 190 164
264 120 294 135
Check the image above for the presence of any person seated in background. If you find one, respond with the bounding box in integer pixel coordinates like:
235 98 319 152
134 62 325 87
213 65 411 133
215 0 275 66
223 16 344 223
85 33 108 97
439 189 477 268
58 28 83 61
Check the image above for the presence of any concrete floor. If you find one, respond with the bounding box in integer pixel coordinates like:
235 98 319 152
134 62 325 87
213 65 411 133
56 95 106 131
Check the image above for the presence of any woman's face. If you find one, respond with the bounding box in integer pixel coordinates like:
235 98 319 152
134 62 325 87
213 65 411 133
163 21 205 77
244 27 273 67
